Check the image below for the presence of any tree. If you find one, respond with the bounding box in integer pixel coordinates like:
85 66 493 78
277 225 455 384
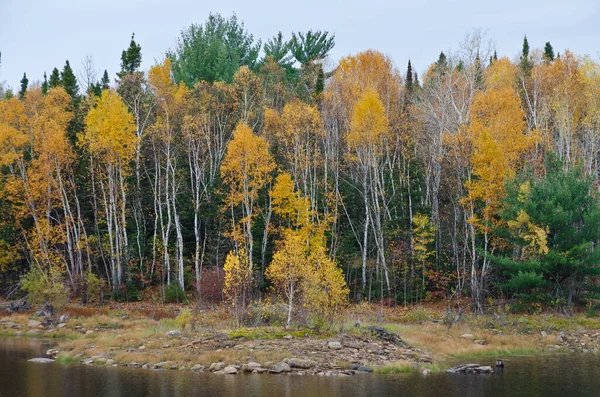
118 33 142 78
221 123 276 271
290 30 335 64
496 158 600 312
61 60 78 98
81 90 136 290
41 72 48 95
412 213 436 300
520 36 532 77
49 68 61 88
544 42 555 63
464 86 536 312
267 229 309 328
169 13 261 85
100 70 110 90
223 249 252 327
405 60 414 95
263 32 293 68
19 73 28 99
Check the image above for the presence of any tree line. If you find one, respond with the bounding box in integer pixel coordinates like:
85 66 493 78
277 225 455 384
1 15 600 318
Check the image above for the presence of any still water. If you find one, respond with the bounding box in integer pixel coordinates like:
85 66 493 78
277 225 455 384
1 337 600 397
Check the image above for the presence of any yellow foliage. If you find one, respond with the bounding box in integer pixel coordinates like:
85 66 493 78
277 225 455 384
347 88 389 150
223 249 253 327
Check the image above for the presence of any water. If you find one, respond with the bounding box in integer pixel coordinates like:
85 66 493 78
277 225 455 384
1 337 600 397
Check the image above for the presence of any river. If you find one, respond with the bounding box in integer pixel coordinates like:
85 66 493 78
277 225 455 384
1 337 599 396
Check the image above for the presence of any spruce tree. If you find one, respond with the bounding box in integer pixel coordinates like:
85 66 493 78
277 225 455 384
543 42 555 63
405 60 413 95
41 72 49 95
314 64 325 101
118 33 142 77
19 73 28 99
520 36 532 76
49 67 61 88
101 69 110 90
61 60 78 98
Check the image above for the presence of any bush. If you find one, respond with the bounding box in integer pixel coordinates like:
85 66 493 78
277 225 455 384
246 301 288 326
175 307 195 330
113 280 142 302
84 272 106 304
165 283 188 304
21 267 68 308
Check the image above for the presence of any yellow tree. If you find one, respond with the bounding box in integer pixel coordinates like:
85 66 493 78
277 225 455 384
412 213 436 300
148 59 189 290
464 86 535 312
82 89 136 290
221 122 276 270
266 229 309 328
223 249 252 327
347 88 391 291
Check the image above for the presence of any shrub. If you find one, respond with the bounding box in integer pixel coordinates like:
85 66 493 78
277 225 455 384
165 283 188 304
175 307 195 330
84 272 106 304
21 267 68 308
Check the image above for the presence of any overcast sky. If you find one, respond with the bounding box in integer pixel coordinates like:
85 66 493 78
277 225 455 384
1 0 599 90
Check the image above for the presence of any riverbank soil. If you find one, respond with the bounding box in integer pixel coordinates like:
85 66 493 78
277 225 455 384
1 301 599 375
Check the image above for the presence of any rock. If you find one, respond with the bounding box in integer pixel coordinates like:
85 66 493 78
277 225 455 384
328 341 342 350
179 366 186 371
473 339 487 345
138 345 146 350
58 315 69 323
460 334 475 340
166 330 182 337
541 331 548 338
358 366 373 373
447 363 493 374
475 366 493 373
128 362 141 368
191 364 205 372
28 358 55 363
270 362 291 374
283 334 293 339
86 330 94 335
209 362 225 372
288 358 312 369
343 341 362 349
105 359 114 366
224 366 238 374
28 320 41 328
26 329 42 335
421 368 432 376
243 362 262 372
57 323 66 328
82 359 94 365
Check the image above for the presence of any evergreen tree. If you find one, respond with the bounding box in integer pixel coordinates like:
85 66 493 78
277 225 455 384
405 60 414 95
494 50 498 61
49 67 61 88
19 73 28 99
263 31 293 68
290 30 335 65
314 64 325 101
118 33 142 78
520 36 532 76
543 42 555 63
101 69 110 90
41 72 49 95
61 60 78 98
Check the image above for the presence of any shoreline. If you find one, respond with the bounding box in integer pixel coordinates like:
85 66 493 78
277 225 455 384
2 303 599 376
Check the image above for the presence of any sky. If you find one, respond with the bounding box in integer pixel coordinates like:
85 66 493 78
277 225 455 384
1 0 599 90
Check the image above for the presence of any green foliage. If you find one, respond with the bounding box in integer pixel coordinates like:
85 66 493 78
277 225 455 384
48 67 61 88
118 33 142 77
113 281 142 302
61 60 78 98
19 73 28 99
41 72 48 95
495 157 600 309
165 283 188 304
543 42 555 63
263 32 293 68
21 267 68 308
84 272 106 304
290 30 335 64
169 13 261 85
175 307 194 329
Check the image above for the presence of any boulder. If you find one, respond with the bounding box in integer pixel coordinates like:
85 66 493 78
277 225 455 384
191 364 205 372
209 362 225 372
460 334 475 340
224 366 238 374
270 362 291 374
243 362 262 372
473 339 487 345
166 330 182 337
28 320 41 328
328 341 342 350
421 368 432 376
288 358 312 369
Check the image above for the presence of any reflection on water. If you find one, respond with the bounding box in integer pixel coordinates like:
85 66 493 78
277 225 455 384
1 337 600 397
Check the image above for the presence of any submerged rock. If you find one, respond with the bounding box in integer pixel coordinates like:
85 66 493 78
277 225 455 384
28 358 55 363
447 363 493 374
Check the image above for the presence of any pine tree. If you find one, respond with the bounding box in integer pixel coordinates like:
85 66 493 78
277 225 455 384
543 42 555 63
118 33 142 77
314 64 325 101
19 73 28 99
41 72 49 95
49 67 61 88
60 61 78 98
101 69 110 90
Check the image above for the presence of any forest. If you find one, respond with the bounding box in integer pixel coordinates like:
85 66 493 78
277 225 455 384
1 13 600 324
